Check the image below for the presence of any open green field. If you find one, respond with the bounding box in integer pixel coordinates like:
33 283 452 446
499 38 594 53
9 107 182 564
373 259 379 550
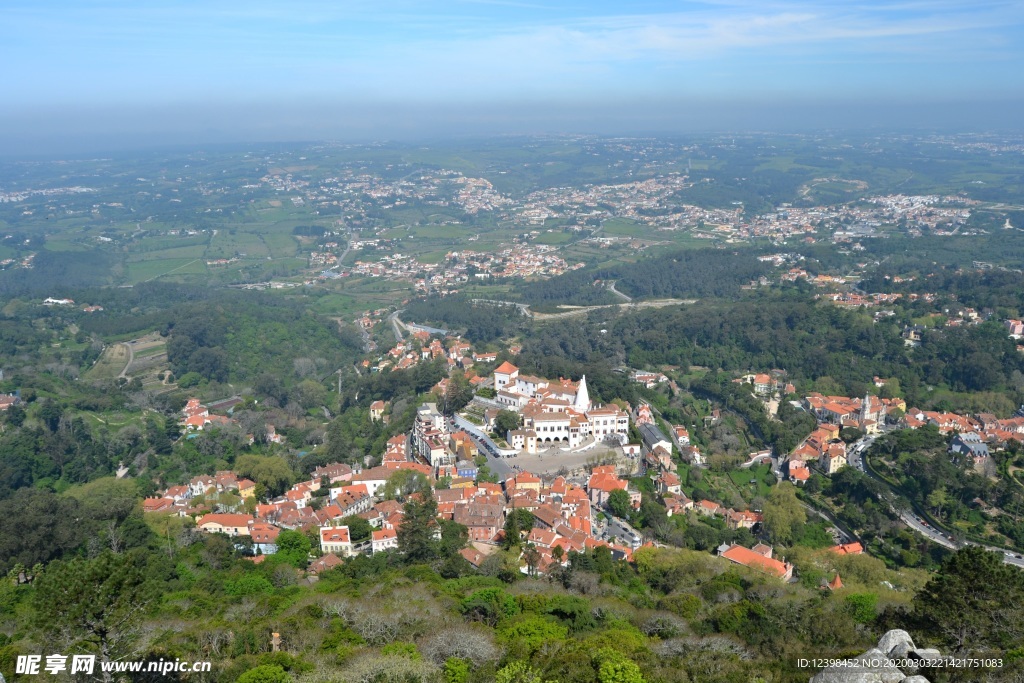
39 237 91 252
458 283 515 297
205 230 271 258
310 292 364 317
409 224 476 240
126 258 208 284
754 156 823 173
261 232 301 259
728 463 776 499
532 231 571 245
128 235 209 251
249 206 317 223
415 249 449 264
77 410 151 432
343 278 413 296
85 343 129 380
126 243 208 261
601 219 648 237
133 343 167 359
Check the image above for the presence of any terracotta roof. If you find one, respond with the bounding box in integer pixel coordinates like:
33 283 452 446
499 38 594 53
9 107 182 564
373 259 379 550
830 542 864 555
309 553 343 574
143 497 174 512
320 526 351 544
250 523 280 543
198 513 254 528
459 547 485 567
721 544 790 578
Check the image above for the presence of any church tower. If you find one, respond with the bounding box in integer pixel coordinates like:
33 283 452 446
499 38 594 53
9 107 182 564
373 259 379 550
860 390 872 428
574 375 591 412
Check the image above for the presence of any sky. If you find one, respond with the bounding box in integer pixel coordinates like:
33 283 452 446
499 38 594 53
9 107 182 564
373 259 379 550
2 0 1023 151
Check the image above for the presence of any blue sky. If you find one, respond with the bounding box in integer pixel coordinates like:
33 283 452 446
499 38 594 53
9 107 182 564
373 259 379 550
2 0 1023 148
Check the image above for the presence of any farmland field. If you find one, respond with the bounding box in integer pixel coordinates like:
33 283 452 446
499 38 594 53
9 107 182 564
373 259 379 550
85 343 130 380
126 259 208 284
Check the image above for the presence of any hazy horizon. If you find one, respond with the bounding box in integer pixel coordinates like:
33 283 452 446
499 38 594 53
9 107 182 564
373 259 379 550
3 0 1023 156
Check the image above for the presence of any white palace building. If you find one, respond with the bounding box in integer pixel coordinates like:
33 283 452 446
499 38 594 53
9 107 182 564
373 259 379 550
494 362 629 452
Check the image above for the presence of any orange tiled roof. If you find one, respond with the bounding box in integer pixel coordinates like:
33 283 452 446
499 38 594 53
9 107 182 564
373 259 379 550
721 544 790 578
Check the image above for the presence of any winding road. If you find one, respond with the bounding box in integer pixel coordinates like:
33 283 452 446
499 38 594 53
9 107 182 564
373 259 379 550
607 280 632 302
118 342 134 379
850 434 1024 568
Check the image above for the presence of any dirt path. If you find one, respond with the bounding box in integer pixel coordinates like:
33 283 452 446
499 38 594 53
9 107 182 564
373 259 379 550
117 343 134 378
531 298 695 320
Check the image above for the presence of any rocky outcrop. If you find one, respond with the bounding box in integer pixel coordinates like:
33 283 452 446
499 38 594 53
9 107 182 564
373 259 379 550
809 630 938 683
877 630 915 658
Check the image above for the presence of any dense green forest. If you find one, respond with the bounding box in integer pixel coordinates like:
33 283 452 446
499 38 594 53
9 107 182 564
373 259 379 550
165 303 360 384
516 249 769 306
514 294 1024 412
860 268 1024 315
0 248 122 295
402 298 527 345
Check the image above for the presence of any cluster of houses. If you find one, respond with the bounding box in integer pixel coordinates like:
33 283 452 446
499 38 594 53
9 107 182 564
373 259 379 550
349 244 579 293
180 397 285 442
141 409 861 583
783 392 905 482
902 408 1024 472
786 423 849 482
147 349 977 584
181 398 236 431
803 392 906 435
40 296 104 312
631 370 669 388
366 331 517 376
434 246 580 284
734 372 796 397
784 385 1024 482
142 470 259 516
865 193 975 233
142 451 655 578
309 251 338 267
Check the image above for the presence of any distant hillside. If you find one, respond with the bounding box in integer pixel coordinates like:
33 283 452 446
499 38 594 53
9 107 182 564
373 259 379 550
0 248 122 295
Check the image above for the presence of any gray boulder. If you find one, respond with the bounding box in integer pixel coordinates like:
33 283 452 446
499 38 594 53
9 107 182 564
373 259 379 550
809 649 906 683
889 641 913 659
878 629 916 656
808 629 939 683
909 649 942 663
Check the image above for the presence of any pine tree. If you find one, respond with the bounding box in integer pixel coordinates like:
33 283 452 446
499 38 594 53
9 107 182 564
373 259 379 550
397 492 439 563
